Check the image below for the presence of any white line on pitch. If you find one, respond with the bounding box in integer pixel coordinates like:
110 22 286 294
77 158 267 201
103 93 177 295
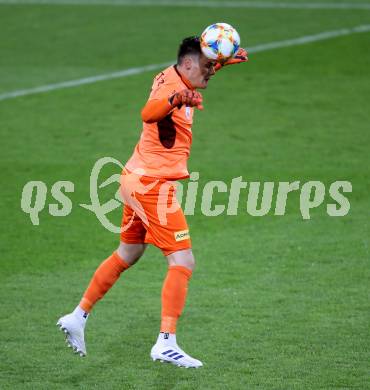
1 24 369 102
0 62 173 102
250 24 370 52
0 0 370 10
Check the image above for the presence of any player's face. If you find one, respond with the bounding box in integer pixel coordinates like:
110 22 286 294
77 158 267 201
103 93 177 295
190 53 216 89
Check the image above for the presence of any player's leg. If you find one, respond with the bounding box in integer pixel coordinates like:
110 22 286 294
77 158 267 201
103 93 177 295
57 242 146 356
79 242 147 313
161 248 195 334
151 248 202 368
121 174 202 367
151 249 202 368
134 179 202 367
57 202 147 357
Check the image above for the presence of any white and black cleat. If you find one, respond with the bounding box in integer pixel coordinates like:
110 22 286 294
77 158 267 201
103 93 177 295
57 313 86 357
150 343 203 368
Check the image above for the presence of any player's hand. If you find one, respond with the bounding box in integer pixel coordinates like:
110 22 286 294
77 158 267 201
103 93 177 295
170 89 204 110
215 48 249 71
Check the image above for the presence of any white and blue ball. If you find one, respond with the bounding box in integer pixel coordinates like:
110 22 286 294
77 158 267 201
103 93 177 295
200 23 241 62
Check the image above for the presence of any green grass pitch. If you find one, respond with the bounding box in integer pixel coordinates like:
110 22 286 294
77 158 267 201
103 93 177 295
1 1 369 388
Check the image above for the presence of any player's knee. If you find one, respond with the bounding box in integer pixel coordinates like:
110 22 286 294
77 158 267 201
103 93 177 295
117 242 146 266
166 248 195 271
183 256 195 271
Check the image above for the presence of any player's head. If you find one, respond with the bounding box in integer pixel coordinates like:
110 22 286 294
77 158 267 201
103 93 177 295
177 36 216 89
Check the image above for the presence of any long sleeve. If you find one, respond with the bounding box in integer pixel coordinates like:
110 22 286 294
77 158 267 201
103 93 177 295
141 98 173 123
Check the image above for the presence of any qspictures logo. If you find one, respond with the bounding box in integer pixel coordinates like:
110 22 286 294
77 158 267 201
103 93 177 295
20 157 352 233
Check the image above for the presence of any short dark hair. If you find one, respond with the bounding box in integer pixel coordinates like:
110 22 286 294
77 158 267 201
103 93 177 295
177 36 201 65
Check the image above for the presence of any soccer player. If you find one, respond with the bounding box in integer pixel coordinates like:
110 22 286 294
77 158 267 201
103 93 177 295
57 36 247 368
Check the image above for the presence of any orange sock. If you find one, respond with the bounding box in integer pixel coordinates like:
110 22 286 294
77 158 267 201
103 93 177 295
160 265 192 334
79 251 129 312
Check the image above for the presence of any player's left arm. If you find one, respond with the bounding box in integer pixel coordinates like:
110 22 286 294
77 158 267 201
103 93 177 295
214 48 248 71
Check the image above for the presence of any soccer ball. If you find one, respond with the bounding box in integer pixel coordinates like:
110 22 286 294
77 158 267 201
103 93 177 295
200 23 241 62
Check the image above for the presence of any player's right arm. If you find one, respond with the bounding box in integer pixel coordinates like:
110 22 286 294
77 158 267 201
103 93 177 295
141 89 203 123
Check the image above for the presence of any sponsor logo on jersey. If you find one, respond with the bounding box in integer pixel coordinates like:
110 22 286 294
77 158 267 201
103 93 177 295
174 230 190 241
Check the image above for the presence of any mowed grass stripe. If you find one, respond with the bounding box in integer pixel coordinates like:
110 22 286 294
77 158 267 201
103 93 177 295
1 23 370 102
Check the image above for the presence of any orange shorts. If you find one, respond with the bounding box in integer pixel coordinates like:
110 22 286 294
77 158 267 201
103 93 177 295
119 169 191 256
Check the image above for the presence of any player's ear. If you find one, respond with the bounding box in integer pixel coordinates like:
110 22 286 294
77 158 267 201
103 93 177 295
183 56 193 70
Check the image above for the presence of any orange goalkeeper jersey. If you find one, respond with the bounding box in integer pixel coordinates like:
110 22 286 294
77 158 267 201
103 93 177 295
125 65 195 180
